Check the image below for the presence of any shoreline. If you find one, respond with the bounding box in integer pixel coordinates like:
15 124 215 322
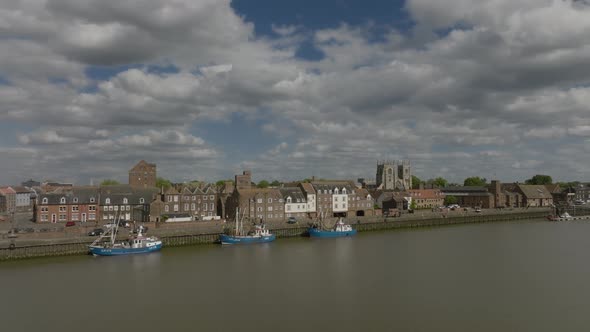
0 208 551 261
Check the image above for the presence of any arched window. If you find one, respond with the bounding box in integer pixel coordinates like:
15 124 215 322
90 197 95 203
334 188 339 194
342 188 347 194
123 198 128 204
60 197 66 204
42 197 48 204
73 197 78 203
105 198 110 205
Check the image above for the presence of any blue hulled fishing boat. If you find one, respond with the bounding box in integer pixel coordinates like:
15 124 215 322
89 215 162 256
308 218 357 238
220 209 276 245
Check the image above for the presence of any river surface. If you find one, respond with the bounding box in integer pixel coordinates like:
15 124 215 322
2 220 590 332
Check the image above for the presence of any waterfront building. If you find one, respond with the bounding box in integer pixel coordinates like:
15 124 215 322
36 187 99 223
0 187 16 213
99 185 158 223
226 171 285 223
407 189 445 209
441 186 494 208
573 183 590 203
11 186 35 212
280 187 308 220
515 184 553 207
129 160 157 188
376 160 412 191
298 182 317 219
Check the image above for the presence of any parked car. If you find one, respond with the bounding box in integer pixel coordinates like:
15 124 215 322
475 207 482 213
287 217 297 224
87 228 104 236
65 221 76 227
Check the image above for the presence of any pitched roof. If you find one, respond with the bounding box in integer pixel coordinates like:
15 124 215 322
299 182 315 195
236 188 282 199
280 187 307 202
517 184 552 199
545 184 561 193
10 186 33 193
0 187 16 195
407 189 445 199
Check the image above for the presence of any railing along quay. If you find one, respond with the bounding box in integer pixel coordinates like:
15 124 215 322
0 210 551 261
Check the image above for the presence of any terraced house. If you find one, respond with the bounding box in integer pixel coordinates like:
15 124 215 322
99 185 158 223
407 189 445 209
36 187 99 223
161 184 219 221
226 171 285 223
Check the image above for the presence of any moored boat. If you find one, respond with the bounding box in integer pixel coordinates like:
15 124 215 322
220 209 276 245
88 215 162 256
308 218 357 238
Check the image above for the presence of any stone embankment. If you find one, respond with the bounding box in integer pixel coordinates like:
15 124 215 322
0 208 551 261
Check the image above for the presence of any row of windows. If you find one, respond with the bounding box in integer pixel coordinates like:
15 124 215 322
42 197 97 204
102 205 131 211
164 203 215 213
168 195 215 202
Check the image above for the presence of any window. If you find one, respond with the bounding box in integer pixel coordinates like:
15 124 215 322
174 204 179 212
343 188 347 194
210 195 214 200
126 205 130 211
59 214 67 221
192 196 196 201
89 213 96 220
89 205 96 211
165 205 169 212
184 203 189 211
59 206 66 212
334 188 339 194
174 196 178 202
168 196 172 202
287 197 292 203
191 203 195 211
72 206 79 212
257 198 262 203
41 214 48 221
184 196 189 201
41 207 48 212
140 197 145 204
114 206 118 211
72 214 79 221
203 196 208 201
123 198 128 204
203 204 207 211
257 207 262 212
268 198 272 203
105 198 110 205
287 205 291 211
60 197 66 204
210 203 214 210
268 206 273 212
73 197 78 203
90 197 95 203
42 197 48 204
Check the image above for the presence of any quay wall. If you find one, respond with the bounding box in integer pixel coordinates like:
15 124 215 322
0 210 550 261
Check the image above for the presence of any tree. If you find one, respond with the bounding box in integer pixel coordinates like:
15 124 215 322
464 176 487 187
270 180 281 187
426 177 448 188
525 174 553 185
409 200 417 210
156 177 172 190
444 195 458 205
257 180 269 188
215 180 225 187
411 175 422 189
100 179 120 186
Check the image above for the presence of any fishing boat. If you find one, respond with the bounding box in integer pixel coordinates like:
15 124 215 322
308 218 357 238
219 208 276 245
88 214 162 256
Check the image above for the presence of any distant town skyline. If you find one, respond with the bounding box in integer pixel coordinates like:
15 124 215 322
1 0 590 185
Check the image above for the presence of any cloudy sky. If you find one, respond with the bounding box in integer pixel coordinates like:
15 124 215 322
1 0 590 185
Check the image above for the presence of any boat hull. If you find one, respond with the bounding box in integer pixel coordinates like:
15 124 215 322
88 242 162 256
219 234 276 245
308 228 357 238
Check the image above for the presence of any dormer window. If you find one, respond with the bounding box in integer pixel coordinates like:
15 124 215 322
60 197 66 204
342 188 347 194
42 197 48 204
90 197 95 203
73 197 78 203
123 198 128 204
334 188 339 195
139 198 145 204
105 198 111 205
287 197 292 203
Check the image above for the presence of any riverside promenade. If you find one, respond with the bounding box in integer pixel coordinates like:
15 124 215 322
0 207 551 261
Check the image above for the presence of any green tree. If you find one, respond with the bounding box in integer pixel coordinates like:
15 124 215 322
427 177 448 188
257 180 270 188
156 177 172 190
411 175 422 189
100 179 120 186
215 180 225 187
410 200 417 210
270 180 281 187
444 195 458 205
464 176 487 186
525 174 553 185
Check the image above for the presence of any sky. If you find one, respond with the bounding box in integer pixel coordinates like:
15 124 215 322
1 0 590 185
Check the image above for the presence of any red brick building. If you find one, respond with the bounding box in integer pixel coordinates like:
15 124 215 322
36 187 100 223
129 160 157 188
